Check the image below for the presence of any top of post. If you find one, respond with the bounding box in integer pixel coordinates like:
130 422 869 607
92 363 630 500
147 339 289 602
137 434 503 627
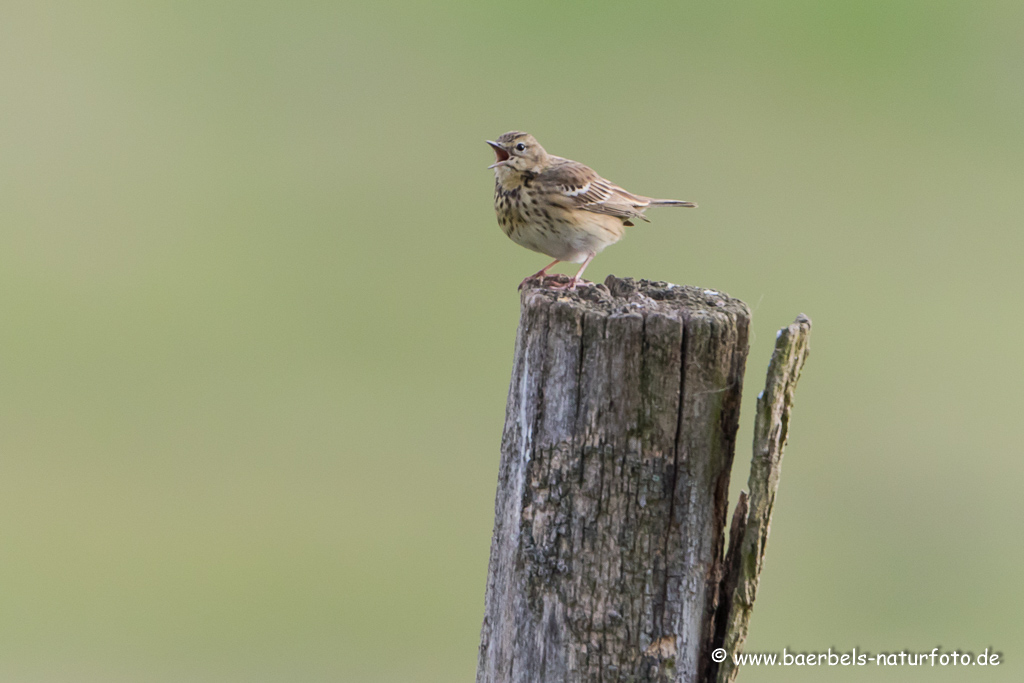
521 274 751 321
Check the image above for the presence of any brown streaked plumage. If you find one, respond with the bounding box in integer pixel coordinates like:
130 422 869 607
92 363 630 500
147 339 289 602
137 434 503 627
486 131 696 289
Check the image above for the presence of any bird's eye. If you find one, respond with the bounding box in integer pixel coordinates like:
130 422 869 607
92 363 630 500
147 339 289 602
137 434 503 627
515 143 526 152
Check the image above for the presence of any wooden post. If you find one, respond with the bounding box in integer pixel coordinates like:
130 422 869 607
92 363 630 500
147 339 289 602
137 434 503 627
711 314 811 683
476 276 810 683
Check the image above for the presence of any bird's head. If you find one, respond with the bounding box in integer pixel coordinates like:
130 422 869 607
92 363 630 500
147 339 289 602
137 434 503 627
486 132 547 174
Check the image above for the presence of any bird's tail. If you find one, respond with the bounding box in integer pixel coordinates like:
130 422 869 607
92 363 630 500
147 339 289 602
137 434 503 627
647 198 697 208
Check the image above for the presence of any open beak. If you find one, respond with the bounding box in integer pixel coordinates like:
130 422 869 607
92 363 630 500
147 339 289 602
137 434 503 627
486 140 510 169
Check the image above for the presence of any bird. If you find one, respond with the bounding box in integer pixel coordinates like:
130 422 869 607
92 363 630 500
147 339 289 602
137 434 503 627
486 131 696 290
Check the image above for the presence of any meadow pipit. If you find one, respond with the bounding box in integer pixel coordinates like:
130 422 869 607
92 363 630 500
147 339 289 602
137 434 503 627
486 131 696 289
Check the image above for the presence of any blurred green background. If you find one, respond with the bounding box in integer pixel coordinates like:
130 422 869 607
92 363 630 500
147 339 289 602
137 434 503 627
1 1 1022 681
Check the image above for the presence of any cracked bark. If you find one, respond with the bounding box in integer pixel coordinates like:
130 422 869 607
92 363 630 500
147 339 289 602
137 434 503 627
477 276 758 683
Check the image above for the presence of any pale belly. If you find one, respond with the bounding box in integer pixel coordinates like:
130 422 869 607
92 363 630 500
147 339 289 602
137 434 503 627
497 208 625 264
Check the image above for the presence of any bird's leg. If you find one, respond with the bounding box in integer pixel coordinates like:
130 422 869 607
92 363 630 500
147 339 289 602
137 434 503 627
519 259 561 290
550 253 595 291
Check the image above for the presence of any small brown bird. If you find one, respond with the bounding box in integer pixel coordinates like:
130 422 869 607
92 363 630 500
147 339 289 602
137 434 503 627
487 131 696 289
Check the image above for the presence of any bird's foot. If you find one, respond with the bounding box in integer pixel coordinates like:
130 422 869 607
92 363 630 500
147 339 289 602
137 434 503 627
518 274 552 290
519 271 569 290
518 272 595 292
546 277 594 291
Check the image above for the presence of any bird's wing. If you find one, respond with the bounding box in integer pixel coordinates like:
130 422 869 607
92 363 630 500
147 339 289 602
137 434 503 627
542 158 652 221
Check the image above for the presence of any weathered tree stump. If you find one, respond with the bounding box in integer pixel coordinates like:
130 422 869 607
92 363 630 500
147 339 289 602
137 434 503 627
477 275 810 683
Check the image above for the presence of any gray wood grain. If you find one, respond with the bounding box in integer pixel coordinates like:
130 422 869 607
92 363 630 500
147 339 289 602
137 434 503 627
712 314 812 683
477 276 753 683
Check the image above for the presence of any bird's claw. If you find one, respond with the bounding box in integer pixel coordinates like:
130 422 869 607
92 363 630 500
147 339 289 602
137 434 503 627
518 272 594 292
546 278 596 291
518 274 550 290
